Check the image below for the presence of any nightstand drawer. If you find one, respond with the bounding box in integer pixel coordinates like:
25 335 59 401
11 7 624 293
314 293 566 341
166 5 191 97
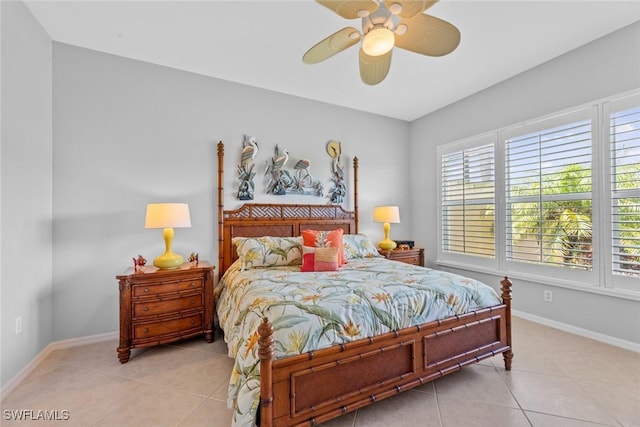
378 248 424 267
133 294 203 318
392 254 421 265
133 313 203 340
132 278 203 297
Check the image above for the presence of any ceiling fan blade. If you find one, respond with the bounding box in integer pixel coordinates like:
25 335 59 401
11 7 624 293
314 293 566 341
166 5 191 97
395 13 460 57
316 0 379 20
359 48 392 85
383 0 438 18
303 27 361 64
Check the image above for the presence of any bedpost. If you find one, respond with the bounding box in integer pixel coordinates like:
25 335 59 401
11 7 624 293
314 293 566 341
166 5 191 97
259 317 275 427
217 141 224 277
500 276 513 371
353 156 359 234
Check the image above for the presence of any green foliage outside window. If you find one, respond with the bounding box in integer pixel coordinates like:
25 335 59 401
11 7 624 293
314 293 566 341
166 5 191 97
509 164 593 269
613 164 640 275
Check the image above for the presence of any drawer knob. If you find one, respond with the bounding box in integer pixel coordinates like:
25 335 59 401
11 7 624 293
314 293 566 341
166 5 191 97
144 328 149 333
191 320 195 325
190 299 195 305
143 288 149 293
143 306 149 311
190 282 196 288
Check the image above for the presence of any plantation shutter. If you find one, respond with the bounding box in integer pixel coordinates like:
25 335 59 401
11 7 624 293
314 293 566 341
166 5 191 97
504 109 593 270
441 141 495 258
610 101 640 277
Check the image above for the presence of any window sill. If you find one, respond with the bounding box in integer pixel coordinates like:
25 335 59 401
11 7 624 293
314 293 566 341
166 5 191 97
435 259 640 302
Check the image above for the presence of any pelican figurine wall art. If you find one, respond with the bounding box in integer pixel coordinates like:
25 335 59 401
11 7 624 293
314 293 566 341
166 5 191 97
273 149 289 171
291 158 324 196
294 158 312 185
237 135 259 200
327 140 347 204
265 145 291 195
241 136 259 166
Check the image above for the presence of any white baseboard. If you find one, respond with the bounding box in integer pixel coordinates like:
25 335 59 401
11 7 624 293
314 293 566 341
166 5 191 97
50 331 118 350
0 331 117 401
513 310 640 353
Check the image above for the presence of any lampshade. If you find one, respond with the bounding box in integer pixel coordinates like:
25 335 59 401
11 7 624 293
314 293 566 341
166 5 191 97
145 203 191 269
373 206 400 224
362 26 395 57
145 203 191 229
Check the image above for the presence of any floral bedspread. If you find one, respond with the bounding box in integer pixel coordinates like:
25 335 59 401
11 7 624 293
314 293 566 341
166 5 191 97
215 258 502 427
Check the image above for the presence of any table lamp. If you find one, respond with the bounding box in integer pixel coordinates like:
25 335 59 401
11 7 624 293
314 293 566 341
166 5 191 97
145 203 191 269
373 206 400 250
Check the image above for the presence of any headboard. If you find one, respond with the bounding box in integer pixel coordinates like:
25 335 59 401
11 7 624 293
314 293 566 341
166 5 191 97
216 141 359 275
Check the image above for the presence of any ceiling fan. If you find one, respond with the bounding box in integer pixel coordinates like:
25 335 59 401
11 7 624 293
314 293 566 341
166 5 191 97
302 0 461 85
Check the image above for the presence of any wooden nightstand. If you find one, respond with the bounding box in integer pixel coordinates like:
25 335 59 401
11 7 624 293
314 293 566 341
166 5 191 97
378 247 424 267
116 261 214 363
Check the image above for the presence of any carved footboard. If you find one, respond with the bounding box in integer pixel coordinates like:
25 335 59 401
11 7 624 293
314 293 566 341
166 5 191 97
259 278 513 427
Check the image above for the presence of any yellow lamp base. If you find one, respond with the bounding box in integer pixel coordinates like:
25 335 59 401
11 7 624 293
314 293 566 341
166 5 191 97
153 227 183 269
378 239 397 250
378 222 397 250
153 252 184 269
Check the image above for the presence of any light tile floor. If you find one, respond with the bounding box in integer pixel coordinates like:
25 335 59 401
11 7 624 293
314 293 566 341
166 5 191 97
1 317 638 426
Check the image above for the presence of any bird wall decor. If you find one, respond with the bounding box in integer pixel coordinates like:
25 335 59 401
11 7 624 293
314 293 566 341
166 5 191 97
294 159 313 185
265 145 290 195
237 135 259 200
291 157 324 196
273 149 290 171
264 145 324 197
241 136 259 166
327 140 347 204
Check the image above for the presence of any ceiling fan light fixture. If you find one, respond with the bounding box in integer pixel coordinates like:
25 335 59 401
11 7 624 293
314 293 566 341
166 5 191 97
362 27 395 56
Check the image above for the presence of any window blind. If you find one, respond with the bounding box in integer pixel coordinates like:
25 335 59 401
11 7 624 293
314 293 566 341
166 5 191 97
505 118 593 270
611 106 640 277
441 143 495 257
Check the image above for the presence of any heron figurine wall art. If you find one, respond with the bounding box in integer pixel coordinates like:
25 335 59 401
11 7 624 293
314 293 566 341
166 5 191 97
237 135 259 200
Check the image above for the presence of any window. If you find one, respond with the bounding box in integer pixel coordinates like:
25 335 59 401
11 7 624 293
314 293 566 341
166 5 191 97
439 135 496 266
505 111 592 271
438 92 640 295
609 95 640 290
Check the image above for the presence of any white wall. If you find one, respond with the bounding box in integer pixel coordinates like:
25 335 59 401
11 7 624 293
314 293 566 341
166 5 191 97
1 1 53 385
410 22 640 345
52 43 411 341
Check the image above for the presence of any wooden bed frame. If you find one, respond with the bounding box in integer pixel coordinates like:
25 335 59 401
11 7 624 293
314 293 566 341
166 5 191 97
216 141 513 427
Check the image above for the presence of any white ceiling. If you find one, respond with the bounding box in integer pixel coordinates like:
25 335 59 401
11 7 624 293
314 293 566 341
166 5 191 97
24 0 640 121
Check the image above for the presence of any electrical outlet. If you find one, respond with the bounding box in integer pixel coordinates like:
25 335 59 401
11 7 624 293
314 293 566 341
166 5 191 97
543 290 553 303
15 316 23 335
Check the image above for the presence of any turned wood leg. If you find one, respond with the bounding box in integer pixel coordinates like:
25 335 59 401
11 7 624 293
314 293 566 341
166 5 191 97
117 347 131 364
205 329 214 343
503 349 513 371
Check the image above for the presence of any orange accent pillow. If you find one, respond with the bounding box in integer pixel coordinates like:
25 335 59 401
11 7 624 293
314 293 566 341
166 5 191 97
300 246 339 272
301 229 346 266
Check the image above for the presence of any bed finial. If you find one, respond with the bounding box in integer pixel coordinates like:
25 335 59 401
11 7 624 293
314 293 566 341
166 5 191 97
259 317 275 427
